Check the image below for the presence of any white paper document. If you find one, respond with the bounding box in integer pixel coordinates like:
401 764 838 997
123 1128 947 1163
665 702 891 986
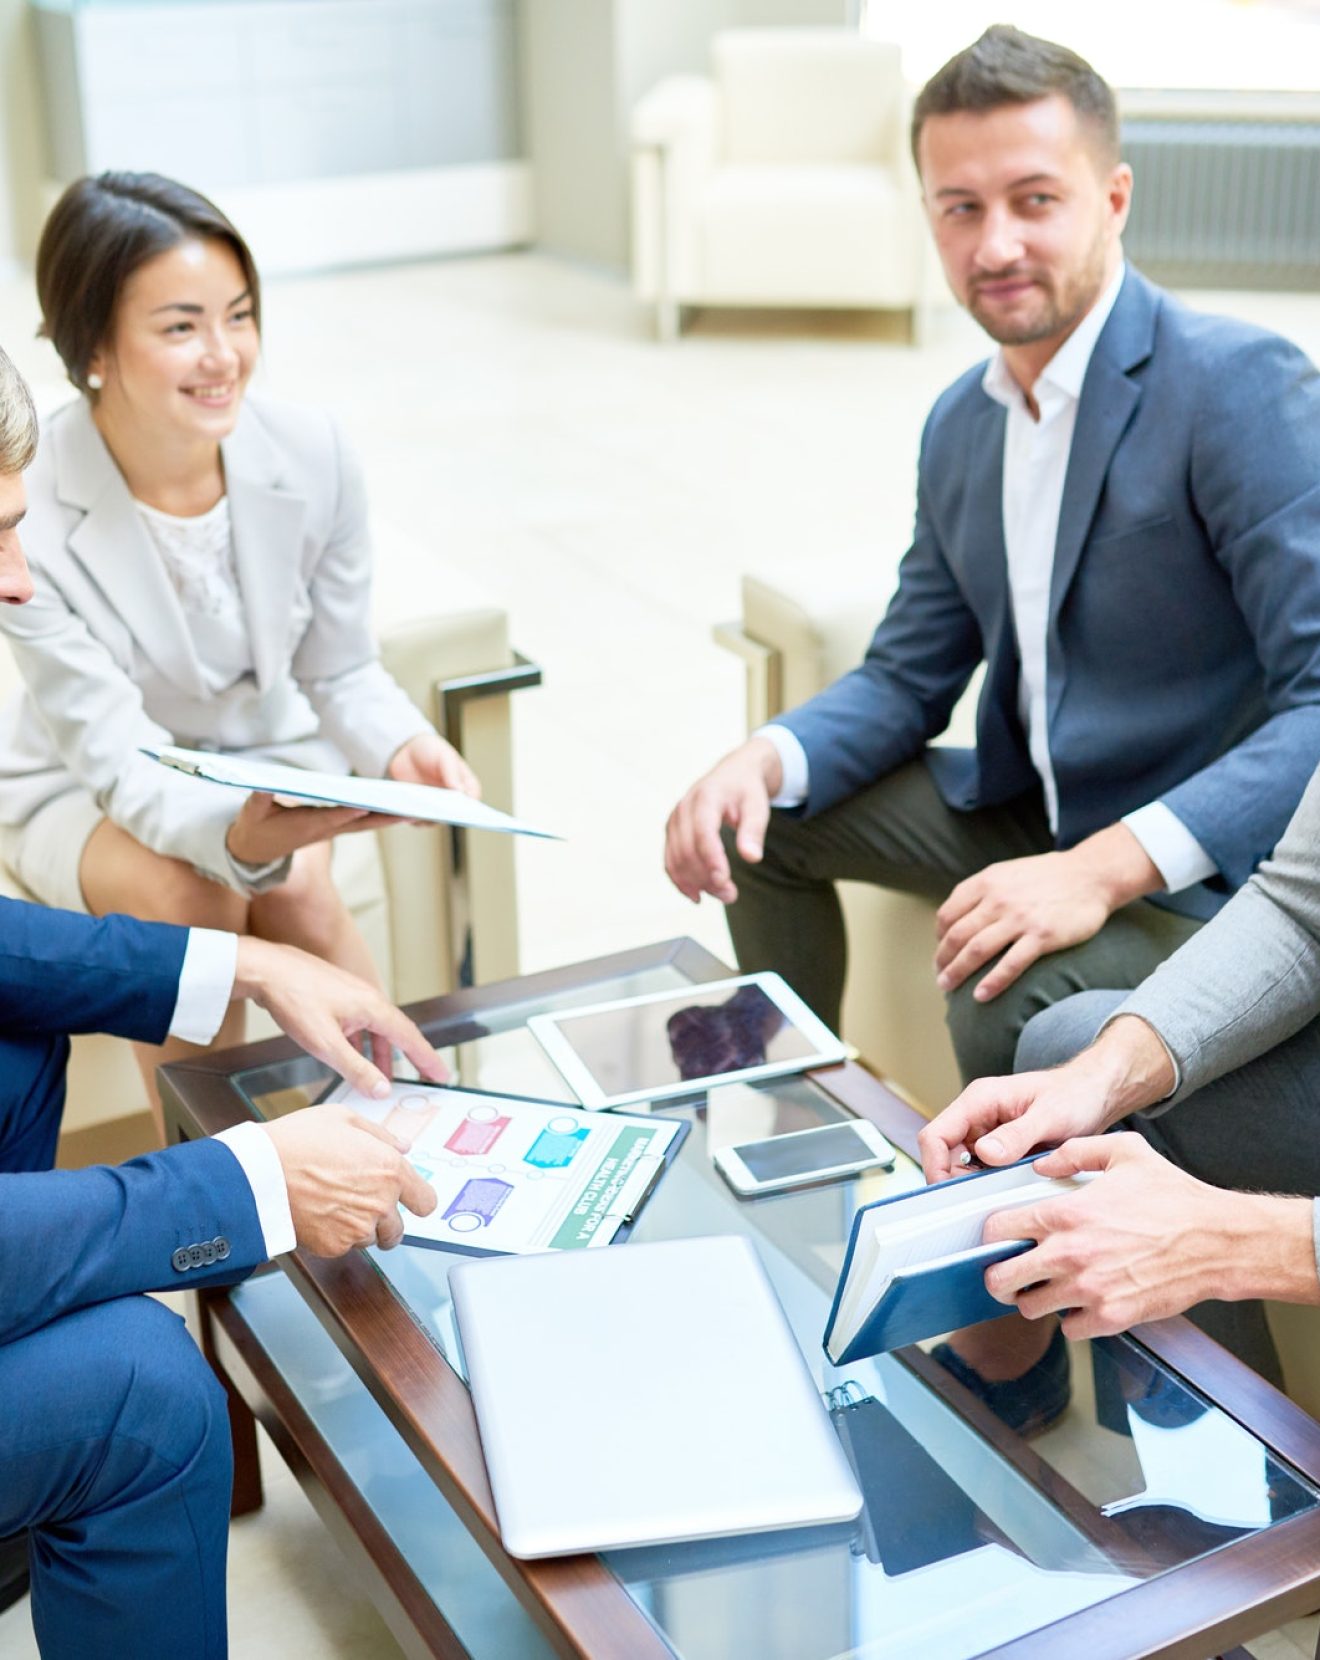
329 1082 685 1254
142 745 559 839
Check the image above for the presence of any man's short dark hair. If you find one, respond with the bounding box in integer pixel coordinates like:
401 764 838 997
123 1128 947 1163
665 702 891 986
911 25 1119 170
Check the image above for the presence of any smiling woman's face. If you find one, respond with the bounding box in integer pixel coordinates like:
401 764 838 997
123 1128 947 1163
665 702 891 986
88 237 259 444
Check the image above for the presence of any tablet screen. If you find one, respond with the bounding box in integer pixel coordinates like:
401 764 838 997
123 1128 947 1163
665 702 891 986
547 981 821 1099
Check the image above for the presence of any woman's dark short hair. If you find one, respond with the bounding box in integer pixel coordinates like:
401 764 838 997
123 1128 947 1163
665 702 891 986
36 172 261 393
911 25 1119 171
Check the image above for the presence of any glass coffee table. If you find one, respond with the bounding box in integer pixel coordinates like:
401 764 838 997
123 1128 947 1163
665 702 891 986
160 939 1320 1660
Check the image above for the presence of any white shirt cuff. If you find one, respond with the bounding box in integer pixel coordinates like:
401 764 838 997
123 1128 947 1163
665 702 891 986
1121 803 1218 893
213 1121 297 1259
169 928 240 1045
224 847 293 894
756 724 810 808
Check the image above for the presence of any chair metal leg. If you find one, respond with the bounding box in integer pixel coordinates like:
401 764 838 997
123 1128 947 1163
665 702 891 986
644 139 680 342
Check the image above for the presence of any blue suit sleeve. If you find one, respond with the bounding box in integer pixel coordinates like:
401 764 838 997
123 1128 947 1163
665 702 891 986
1160 333 1320 886
777 447 984 816
0 1137 265 1345
0 896 188 1041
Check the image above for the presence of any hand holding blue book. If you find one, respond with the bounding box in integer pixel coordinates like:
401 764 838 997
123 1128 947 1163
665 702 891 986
823 1161 1092 1363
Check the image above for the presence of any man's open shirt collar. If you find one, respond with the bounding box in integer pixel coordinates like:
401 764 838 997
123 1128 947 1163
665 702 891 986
982 262 1127 420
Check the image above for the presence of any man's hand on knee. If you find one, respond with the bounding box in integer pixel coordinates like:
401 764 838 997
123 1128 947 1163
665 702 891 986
934 825 1164 1001
664 738 782 904
261 1104 438 1256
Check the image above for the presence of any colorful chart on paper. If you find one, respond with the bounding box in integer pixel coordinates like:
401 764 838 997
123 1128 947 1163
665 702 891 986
337 1083 686 1254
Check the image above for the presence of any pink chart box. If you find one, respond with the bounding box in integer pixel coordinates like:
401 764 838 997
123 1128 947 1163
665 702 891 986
446 1114 512 1156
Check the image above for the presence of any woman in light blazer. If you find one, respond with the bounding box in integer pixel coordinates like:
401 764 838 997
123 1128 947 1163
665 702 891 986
0 173 478 1105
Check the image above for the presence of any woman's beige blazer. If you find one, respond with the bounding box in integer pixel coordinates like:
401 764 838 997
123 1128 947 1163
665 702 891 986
0 395 430 890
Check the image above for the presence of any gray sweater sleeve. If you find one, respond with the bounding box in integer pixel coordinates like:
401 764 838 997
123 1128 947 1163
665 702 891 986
1116 763 1320 1107
1118 768 1320 1284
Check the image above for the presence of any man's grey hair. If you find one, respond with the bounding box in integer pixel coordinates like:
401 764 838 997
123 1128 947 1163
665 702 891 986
0 346 38 476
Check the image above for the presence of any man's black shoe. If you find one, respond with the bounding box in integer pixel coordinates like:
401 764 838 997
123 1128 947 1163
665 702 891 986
930 1324 1071 1437
0 1532 30 1612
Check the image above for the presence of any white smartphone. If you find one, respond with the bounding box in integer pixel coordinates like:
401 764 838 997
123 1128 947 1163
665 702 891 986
712 1119 897 1196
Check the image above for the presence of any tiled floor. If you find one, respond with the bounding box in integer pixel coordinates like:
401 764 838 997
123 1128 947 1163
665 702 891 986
2 254 1320 1657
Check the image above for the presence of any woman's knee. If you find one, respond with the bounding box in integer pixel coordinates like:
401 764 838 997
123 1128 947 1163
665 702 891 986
1013 990 1128 1073
249 847 348 950
80 822 246 931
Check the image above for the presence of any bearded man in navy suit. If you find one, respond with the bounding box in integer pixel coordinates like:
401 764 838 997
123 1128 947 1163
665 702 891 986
667 26 1320 1092
0 344 442 1658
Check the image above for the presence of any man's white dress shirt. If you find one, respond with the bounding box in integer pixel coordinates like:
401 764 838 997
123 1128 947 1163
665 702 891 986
170 928 296 1256
761 265 1216 894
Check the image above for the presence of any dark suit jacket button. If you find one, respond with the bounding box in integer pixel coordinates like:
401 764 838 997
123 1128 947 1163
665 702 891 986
213 1237 231 1261
200 1241 217 1266
187 1244 205 1268
171 1246 191 1273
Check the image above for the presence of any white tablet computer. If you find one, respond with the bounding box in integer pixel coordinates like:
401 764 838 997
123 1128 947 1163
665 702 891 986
525 972 847 1110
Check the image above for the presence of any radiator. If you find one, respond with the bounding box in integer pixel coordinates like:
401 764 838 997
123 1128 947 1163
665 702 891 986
1122 118 1320 289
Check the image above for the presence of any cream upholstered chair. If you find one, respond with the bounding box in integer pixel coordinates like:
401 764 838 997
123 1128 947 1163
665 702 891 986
717 567 973 1117
0 609 536 1165
718 572 1320 1417
631 29 942 341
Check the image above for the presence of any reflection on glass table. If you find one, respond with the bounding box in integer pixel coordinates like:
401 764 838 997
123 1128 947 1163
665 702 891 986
205 944 1320 1660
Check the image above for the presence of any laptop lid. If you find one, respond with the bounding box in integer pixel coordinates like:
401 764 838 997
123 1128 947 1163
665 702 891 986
450 1234 863 1559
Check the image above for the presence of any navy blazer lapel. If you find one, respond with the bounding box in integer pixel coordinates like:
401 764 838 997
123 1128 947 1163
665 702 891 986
963 392 1033 783
962 394 1012 625
222 406 304 693
58 404 209 698
1047 269 1158 647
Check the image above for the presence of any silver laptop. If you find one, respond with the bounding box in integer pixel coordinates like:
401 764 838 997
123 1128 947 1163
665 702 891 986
450 1234 863 1559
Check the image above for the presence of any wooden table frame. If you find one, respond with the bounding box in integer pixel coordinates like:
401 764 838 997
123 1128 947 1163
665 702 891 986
161 939 1320 1660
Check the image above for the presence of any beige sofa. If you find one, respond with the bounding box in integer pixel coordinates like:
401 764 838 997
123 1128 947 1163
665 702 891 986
719 571 1320 1417
631 28 944 342
0 609 535 1165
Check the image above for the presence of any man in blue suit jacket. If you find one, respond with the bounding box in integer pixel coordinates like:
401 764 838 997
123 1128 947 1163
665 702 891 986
0 346 441 1658
666 26 1320 1088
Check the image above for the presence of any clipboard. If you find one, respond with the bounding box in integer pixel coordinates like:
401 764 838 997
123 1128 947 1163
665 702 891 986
141 744 559 840
328 1080 689 1257
827 1382 1003 1574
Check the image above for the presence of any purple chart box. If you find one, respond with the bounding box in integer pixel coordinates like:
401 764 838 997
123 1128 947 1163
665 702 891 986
443 1178 515 1234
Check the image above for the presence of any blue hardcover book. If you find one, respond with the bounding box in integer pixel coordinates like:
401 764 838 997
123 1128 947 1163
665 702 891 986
823 1161 1090 1364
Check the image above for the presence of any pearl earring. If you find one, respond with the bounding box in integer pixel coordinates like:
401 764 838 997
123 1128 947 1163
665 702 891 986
86 373 103 391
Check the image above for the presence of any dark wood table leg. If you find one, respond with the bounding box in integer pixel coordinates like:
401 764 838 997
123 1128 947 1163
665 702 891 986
198 1288 264 1517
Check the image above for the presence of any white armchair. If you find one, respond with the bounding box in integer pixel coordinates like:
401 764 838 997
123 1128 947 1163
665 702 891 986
631 29 941 340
